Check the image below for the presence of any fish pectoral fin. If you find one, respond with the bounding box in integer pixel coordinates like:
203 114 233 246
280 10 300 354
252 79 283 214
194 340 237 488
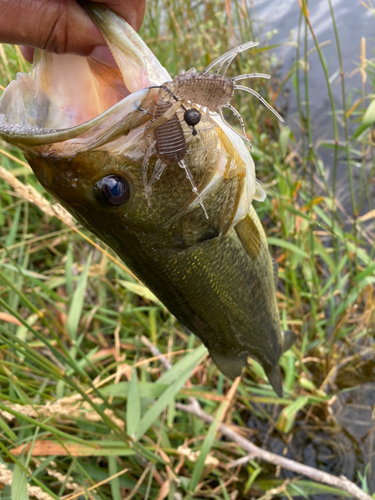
209 350 248 379
265 365 283 397
281 330 296 353
235 212 262 260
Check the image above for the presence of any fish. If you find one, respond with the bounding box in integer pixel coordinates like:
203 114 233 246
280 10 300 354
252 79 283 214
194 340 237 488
0 1 295 396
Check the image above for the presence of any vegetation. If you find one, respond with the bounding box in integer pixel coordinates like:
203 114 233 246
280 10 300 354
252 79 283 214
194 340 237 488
0 0 374 498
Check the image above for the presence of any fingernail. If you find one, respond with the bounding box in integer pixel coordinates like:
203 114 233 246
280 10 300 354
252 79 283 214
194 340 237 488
89 45 118 67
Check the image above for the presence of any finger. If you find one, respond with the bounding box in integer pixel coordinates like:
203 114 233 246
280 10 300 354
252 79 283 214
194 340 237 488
0 0 104 56
13 0 147 64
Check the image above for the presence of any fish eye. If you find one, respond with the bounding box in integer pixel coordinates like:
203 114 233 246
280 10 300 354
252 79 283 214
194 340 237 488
96 175 130 206
184 108 201 127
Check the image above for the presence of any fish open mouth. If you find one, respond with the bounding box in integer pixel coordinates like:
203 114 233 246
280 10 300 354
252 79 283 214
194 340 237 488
0 1 261 221
0 1 170 152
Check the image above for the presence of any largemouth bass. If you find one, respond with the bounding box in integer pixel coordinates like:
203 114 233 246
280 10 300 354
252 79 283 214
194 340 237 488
0 2 295 396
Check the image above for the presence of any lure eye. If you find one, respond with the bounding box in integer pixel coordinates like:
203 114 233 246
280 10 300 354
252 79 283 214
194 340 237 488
96 175 130 206
184 108 201 127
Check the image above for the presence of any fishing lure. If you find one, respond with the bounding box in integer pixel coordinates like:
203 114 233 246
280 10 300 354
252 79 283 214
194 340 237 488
142 100 209 218
149 41 284 145
140 41 280 213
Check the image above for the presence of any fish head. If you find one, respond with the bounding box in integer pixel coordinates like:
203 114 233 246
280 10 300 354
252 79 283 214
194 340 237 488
0 2 259 245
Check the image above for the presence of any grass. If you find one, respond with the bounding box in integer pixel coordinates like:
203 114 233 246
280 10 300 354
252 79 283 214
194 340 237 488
0 0 375 498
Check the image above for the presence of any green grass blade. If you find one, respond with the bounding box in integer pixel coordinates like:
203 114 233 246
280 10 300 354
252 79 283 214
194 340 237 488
157 344 207 385
277 396 310 433
189 399 229 492
137 345 206 439
108 456 122 500
127 366 141 439
136 366 195 439
66 253 92 341
353 99 375 138
267 237 309 259
11 462 28 500
102 381 168 399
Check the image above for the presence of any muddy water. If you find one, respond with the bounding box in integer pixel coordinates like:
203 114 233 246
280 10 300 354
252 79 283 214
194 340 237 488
247 378 375 500
250 0 375 213
243 354 375 498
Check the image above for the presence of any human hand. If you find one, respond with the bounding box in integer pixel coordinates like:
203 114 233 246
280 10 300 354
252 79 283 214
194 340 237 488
0 0 146 64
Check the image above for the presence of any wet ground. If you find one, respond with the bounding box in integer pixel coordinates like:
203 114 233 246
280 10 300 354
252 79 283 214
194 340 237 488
243 344 375 498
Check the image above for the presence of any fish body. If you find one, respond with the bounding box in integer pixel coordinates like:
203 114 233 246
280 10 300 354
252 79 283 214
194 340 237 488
0 2 295 395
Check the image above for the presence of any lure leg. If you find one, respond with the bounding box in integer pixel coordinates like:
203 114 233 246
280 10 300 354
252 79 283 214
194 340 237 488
203 41 259 73
222 104 249 142
147 158 167 198
138 106 154 117
232 73 270 81
193 113 217 133
234 84 284 122
215 52 237 75
135 104 157 132
178 160 208 219
218 108 253 149
142 140 157 205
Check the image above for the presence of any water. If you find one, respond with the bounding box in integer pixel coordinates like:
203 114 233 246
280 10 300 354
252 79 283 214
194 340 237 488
252 0 374 132
243 346 375 498
250 0 375 214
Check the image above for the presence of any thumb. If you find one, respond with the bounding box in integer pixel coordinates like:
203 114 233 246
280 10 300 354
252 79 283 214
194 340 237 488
0 0 104 56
